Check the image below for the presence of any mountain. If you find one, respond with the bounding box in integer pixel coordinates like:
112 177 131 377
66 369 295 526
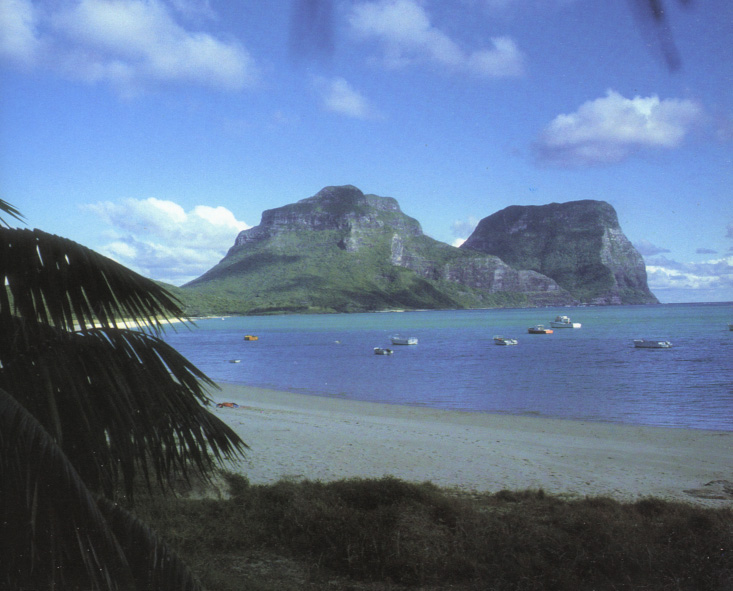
180 186 573 315
460 200 658 305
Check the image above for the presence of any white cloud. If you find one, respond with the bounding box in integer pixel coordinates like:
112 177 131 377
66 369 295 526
633 239 670 256
1 0 257 96
191 204 244 228
315 76 380 119
534 90 704 167
450 215 479 245
84 197 250 284
645 255 733 303
168 0 215 20
465 36 524 77
105 240 137 259
348 0 524 77
640 221 733 302
0 0 41 65
483 0 578 12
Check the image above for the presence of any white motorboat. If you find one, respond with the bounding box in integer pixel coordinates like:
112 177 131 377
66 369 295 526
493 336 518 345
550 315 581 328
374 347 394 355
634 339 673 349
391 335 418 345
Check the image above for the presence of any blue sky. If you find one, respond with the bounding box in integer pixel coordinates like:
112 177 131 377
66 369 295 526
1 0 731 302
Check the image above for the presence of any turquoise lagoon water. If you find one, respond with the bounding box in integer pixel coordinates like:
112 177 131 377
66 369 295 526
163 303 733 431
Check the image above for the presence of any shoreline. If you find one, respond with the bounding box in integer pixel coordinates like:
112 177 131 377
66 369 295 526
210 382 733 506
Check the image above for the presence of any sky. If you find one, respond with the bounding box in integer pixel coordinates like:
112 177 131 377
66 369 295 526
1 0 732 303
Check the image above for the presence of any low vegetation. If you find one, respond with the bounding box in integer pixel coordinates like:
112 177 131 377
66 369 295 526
131 474 733 591
167 230 534 316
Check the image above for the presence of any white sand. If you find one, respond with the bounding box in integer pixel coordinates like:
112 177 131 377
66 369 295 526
211 383 733 506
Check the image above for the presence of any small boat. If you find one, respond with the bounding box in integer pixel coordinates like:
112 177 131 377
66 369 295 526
243 335 258 341
634 339 673 349
729 323 733 331
216 402 239 408
228 359 241 363
528 325 553 334
373 347 394 355
550 315 581 328
391 335 418 345
494 336 518 345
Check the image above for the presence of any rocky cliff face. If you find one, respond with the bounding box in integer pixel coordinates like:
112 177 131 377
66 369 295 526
389 233 567 303
232 185 422 250
187 186 573 313
461 200 658 305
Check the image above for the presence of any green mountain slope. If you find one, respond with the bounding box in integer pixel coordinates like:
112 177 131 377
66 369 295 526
179 186 573 315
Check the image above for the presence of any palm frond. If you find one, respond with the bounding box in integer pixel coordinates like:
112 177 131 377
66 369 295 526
98 497 203 591
1 387 206 590
0 227 185 333
0 388 129 590
0 199 25 227
1 206 244 589
0 318 247 497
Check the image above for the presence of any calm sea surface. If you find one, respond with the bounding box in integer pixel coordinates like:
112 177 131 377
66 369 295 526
163 303 733 431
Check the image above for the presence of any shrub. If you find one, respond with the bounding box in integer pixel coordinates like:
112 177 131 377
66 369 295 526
134 475 733 591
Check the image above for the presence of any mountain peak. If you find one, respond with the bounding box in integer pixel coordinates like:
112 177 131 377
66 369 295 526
231 185 422 250
182 185 575 313
461 199 657 305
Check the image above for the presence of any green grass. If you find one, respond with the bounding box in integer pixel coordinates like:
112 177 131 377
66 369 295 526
167 224 564 317
131 474 733 591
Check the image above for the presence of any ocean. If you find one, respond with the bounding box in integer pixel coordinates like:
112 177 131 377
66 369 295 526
162 303 733 432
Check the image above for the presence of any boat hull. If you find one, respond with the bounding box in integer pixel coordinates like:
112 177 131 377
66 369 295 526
550 315 581 328
634 339 672 349
374 347 394 355
391 336 418 345
528 326 553 334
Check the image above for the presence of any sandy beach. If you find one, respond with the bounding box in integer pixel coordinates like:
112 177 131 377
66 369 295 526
211 383 732 506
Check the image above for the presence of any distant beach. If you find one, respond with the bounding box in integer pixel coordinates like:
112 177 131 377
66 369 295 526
211 383 733 506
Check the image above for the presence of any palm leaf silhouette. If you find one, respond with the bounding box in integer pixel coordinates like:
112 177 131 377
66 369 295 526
1 387 129 589
1 202 247 589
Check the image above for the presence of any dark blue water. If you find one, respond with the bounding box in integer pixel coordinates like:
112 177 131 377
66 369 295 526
163 303 733 431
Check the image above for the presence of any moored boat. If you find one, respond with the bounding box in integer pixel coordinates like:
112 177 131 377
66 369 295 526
550 315 581 328
528 325 553 334
374 347 394 355
633 339 673 349
494 336 518 345
391 335 418 345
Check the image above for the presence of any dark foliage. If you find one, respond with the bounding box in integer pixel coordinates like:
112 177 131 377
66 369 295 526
0 203 247 590
137 474 733 591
